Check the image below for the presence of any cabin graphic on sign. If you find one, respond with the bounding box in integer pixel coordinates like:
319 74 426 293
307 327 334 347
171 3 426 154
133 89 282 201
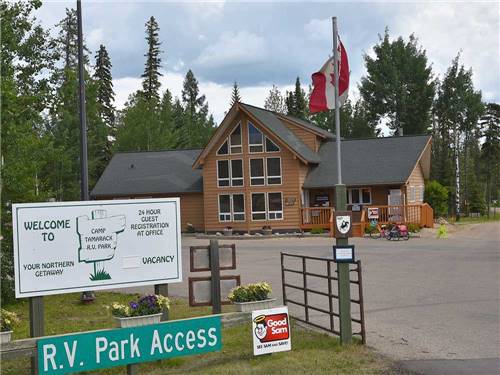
77 209 126 281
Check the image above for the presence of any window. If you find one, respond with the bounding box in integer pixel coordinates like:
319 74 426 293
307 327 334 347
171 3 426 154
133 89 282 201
229 124 242 154
217 140 228 155
231 159 243 186
218 160 243 187
268 192 283 220
251 193 266 220
250 159 265 186
218 194 245 222
266 157 282 185
265 137 280 152
232 194 245 221
348 188 371 205
219 195 231 221
408 186 416 202
217 160 229 187
248 122 264 153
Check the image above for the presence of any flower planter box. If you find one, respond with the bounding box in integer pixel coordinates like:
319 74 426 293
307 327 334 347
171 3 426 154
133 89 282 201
223 229 233 236
233 298 276 313
0 331 13 344
114 313 162 328
262 229 272 236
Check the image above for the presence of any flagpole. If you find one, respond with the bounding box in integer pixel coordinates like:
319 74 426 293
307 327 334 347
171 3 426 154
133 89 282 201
332 16 352 345
332 17 342 185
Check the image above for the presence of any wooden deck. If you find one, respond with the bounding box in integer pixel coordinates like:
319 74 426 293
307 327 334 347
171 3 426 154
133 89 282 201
300 204 434 237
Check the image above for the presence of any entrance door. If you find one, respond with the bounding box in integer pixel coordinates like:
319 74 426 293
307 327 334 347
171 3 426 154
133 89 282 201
388 189 403 222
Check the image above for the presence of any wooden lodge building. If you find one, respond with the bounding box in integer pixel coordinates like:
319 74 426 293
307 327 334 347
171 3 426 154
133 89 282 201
92 102 433 236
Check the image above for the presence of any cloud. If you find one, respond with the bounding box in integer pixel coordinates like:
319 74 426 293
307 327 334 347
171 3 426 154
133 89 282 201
195 30 267 69
113 70 293 124
304 18 331 41
390 2 499 98
86 28 104 51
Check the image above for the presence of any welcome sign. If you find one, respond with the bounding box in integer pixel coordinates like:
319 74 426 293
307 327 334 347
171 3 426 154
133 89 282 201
13 198 182 297
38 316 221 374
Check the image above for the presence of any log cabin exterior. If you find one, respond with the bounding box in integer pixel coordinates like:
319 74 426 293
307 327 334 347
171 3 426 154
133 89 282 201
92 102 433 236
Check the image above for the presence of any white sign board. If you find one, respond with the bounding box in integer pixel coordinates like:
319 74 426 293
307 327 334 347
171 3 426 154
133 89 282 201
13 198 182 298
252 306 291 356
333 245 355 263
367 207 379 219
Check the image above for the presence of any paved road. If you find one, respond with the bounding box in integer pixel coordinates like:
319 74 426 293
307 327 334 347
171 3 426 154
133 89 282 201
128 221 500 373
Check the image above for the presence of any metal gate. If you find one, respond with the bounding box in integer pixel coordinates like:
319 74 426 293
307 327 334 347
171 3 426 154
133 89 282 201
280 252 366 344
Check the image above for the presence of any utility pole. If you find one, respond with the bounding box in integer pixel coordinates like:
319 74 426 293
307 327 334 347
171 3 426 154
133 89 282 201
77 0 95 302
332 16 352 345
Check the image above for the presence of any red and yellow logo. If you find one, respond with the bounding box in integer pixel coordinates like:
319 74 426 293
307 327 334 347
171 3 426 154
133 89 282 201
253 313 289 343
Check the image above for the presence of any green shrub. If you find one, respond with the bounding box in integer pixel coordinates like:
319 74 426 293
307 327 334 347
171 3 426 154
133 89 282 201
1 309 20 332
228 282 272 302
310 227 324 234
437 224 448 239
425 180 449 217
407 223 421 233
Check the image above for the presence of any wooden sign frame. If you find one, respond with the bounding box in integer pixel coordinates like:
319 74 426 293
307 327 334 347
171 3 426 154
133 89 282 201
188 275 241 307
189 244 236 272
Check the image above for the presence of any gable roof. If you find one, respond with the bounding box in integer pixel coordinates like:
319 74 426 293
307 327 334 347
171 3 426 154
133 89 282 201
91 149 203 197
193 102 327 167
239 103 321 163
240 103 334 139
303 135 432 188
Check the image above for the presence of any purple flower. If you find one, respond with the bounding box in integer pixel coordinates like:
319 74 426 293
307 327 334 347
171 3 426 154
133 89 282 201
129 302 138 309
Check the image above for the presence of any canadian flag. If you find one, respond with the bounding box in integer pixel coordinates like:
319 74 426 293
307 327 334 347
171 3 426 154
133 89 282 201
309 39 349 113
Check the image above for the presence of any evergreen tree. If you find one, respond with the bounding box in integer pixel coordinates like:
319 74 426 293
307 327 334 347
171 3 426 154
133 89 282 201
285 91 295 116
93 44 115 174
293 77 308 120
230 81 241 106
359 29 435 135
49 7 99 199
179 69 214 148
141 16 162 103
480 103 500 216
264 85 286 113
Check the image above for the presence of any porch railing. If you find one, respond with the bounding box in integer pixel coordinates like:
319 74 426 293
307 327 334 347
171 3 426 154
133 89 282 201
300 207 334 229
360 203 434 233
300 204 434 234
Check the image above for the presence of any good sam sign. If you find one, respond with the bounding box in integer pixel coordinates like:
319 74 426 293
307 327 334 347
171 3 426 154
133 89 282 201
252 306 291 356
13 198 182 297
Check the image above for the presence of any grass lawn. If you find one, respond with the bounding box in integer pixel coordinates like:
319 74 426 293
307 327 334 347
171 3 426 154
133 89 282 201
450 214 500 225
1 292 395 374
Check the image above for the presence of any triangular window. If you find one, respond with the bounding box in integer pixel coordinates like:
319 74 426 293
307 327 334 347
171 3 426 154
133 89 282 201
217 140 229 155
265 137 280 152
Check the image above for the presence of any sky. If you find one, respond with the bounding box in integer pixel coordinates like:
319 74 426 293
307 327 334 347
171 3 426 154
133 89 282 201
35 1 499 124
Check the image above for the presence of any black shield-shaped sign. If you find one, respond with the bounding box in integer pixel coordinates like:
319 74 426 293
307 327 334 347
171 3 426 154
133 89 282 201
334 211 352 238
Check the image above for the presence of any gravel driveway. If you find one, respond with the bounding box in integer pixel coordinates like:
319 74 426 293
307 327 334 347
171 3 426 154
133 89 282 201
124 221 500 372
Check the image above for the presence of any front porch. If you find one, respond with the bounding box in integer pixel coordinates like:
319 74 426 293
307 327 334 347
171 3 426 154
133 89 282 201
299 203 434 237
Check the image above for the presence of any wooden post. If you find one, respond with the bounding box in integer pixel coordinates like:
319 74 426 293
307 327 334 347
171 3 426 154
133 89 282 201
29 296 44 375
209 239 221 314
154 284 169 321
127 364 138 375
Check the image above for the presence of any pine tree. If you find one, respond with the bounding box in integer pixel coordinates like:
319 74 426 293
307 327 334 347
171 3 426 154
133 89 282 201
93 44 115 170
285 91 295 116
230 81 241 106
359 29 435 135
293 77 308 120
264 85 286 113
141 16 162 103
49 7 99 200
179 70 214 148
480 103 500 216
